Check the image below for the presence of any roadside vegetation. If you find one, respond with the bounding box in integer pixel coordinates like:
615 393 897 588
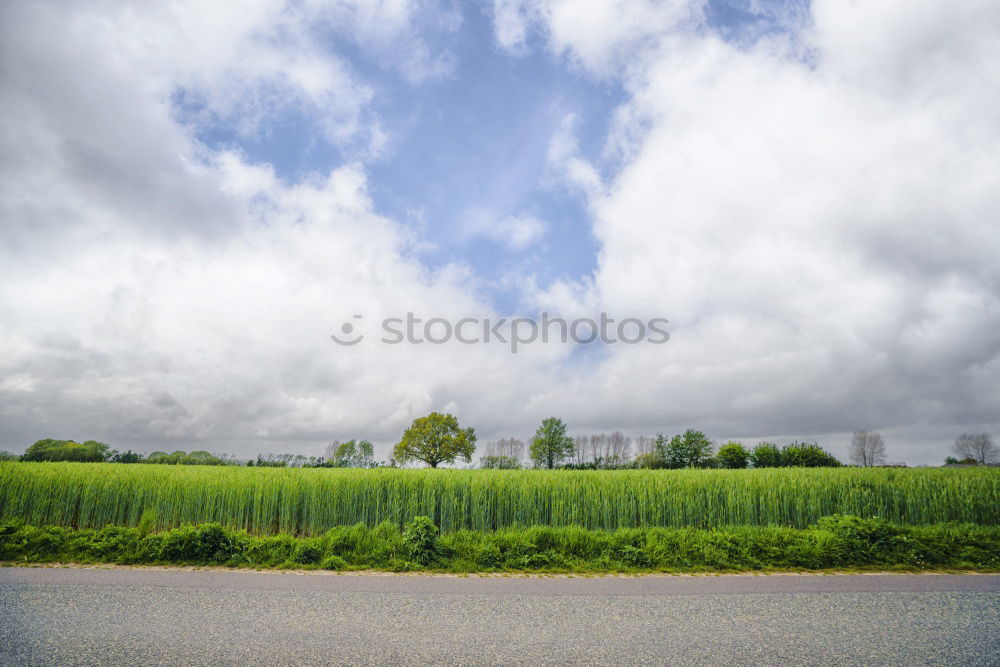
2 515 997 573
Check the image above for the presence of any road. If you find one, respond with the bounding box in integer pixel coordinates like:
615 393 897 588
1 568 998 665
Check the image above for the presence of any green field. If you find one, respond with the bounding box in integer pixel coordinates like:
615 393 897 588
2 463 997 535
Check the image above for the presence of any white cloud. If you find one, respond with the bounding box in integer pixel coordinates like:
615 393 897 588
0 0 997 466
461 209 546 250
0 1 560 455
516 0 1000 461
492 0 706 76
493 0 534 51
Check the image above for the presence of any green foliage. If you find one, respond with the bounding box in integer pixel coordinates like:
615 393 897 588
145 450 224 465
22 439 110 462
480 455 521 469
1 463 998 535
529 417 575 469
749 442 782 468
402 516 439 565
0 451 19 462
109 450 142 463
293 539 324 564
2 518 998 572
661 430 714 468
159 523 238 563
716 442 749 469
781 442 842 467
634 452 667 469
750 442 841 468
329 440 376 468
321 554 348 570
393 412 476 468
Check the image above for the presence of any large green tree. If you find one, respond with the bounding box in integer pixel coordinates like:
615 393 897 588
715 442 750 469
662 430 714 468
529 417 575 469
394 413 476 468
749 442 782 468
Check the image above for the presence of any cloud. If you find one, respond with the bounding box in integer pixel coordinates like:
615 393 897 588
492 0 706 76
0 0 997 467
461 209 546 250
522 0 1000 461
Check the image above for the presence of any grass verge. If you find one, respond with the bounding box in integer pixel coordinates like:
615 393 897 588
2 515 998 573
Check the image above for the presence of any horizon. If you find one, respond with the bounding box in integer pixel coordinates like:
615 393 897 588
2 1 998 467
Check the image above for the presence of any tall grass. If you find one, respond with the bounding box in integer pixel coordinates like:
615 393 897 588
1 463 997 535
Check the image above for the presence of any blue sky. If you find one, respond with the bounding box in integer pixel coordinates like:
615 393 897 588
181 0 807 313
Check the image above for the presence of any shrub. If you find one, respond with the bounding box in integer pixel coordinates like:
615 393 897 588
321 554 348 570
293 539 324 565
159 523 237 563
403 516 439 565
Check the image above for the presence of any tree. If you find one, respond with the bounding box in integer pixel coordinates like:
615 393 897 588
782 442 841 467
530 417 575 469
22 438 110 462
394 412 476 468
749 442 782 468
716 442 749 469
850 430 886 467
633 435 657 456
481 438 525 469
953 433 998 465
606 431 632 465
663 430 713 468
330 439 376 467
480 455 521 469
588 433 607 462
109 449 142 463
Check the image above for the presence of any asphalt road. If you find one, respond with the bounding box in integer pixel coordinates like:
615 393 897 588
1 568 998 665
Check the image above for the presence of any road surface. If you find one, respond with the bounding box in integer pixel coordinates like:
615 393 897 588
1 567 998 665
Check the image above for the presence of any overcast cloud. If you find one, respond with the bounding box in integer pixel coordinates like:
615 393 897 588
1 0 997 464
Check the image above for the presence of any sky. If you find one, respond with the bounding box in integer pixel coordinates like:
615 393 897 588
1 0 998 465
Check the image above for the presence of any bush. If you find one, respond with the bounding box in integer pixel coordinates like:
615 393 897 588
159 523 238 563
402 516 439 565
321 554 348 570
293 539 324 565
634 452 667 469
816 514 913 564
750 442 841 468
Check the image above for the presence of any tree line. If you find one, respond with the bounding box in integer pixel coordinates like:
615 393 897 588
4 419 997 468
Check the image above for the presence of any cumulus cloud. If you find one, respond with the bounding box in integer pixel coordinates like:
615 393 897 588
520 0 1000 461
1 0 997 465
492 0 705 76
0 0 565 455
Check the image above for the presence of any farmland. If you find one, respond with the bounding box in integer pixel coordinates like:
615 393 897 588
1 463 997 535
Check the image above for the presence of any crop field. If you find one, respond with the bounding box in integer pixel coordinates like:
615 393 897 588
1 463 997 536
